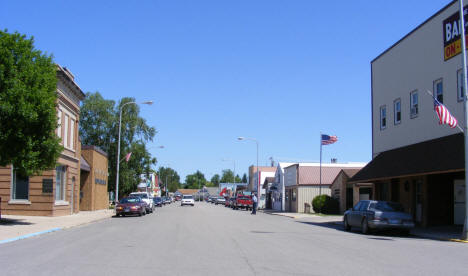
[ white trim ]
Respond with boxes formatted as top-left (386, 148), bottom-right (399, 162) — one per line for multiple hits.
top-left (54, 200), bottom-right (69, 206)
top-left (8, 200), bottom-right (31, 205)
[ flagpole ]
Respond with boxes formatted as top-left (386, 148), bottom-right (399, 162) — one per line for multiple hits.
top-left (459, 0), bottom-right (468, 240)
top-left (319, 132), bottom-right (322, 196)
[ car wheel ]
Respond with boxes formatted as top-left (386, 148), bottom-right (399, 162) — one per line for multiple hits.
top-left (122, 214), bottom-right (125, 217)
top-left (138, 212), bottom-right (142, 217)
top-left (361, 218), bottom-right (369, 234)
top-left (344, 216), bottom-right (351, 231)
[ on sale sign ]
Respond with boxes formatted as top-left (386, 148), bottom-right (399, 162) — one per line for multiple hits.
top-left (443, 6), bottom-right (468, 61)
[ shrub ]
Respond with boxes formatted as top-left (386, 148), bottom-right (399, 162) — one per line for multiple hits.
top-left (312, 195), bottom-right (340, 214)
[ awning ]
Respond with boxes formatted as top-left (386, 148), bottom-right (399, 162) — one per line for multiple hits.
top-left (80, 156), bottom-right (90, 172)
top-left (349, 133), bottom-right (464, 183)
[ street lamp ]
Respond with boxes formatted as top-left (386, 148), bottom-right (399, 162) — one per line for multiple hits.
top-left (115, 100), bottom-right (153, 203)
top-left (237, 137), bottom-right (259, 197)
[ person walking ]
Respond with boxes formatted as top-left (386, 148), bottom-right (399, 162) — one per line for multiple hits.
top-left (251, 193), bottom-right (258, 215)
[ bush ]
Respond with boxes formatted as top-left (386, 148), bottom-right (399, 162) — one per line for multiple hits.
top-left (312, 195), bottom-right (339, 214)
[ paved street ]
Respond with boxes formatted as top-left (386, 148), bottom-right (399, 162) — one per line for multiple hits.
top-left (1, 203), bottom-right (468, 276)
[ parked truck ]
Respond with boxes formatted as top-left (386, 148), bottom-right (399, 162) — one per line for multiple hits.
top-left (233, 195), bottom-right (253, 210)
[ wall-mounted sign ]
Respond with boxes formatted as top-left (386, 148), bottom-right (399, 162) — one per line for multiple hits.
top-left (443, 5), bottom-right (468, 61)
top-left (95, 178), bottom-right (106, 185)
top-left (42, 179), bottom-right (53, 194)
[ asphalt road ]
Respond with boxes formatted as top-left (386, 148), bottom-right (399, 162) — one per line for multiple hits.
top-left (1, 202), bottom-right (468, 276)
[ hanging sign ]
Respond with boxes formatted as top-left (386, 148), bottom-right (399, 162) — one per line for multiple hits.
top-left (443, 5), bottom-right (468, 61)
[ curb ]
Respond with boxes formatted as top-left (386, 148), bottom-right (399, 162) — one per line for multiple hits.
top-left (0, 227), bottom-right (62, 245)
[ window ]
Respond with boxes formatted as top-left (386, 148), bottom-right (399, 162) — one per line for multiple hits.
top-left (359, 201), bottom-right (369, 211)
top-left (394, 99), bottom-right (401, 125)
top-left (70, 119), bottom-right (75, 149)
top-left (64, 115), bottom-right (69, 148)
top-left (458, 69), bottom-right (465, 102)
top-left (410, 91), bottom-right (418, 118)
top-left (353, 202), bottom-right (362, 211)
top-left (57, 109), bottom-right (62, 138)
top-left (11, 168), bottom-right (29, 200)
top-left (434, 79), bottom-right (443, 103)
top-left (55, 165), bottom-right (67, 201)
top-left (380, 105), bottom-right (386, 130)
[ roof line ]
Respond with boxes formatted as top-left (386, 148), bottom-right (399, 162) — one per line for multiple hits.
top-left (371, 0), bottom-right (456, 63)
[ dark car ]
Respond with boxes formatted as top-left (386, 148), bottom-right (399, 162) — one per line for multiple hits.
top-left (343, 200), bottom-right (415, 234)
top-left (153, 197), bottom-right (163, 207)
top-left (115, 197), bottom-right (147, 217)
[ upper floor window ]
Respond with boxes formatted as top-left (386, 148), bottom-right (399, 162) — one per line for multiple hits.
top-left (380, 105), bottom-right (386, 130)
top-left (458, 69), bottom-right (465, 102)
top-left (394, 99), bottom-right (401, 125)
top-left (11, 167), bottom-right (29, 200)
top-left (57, 109), bottom-right (62, 138)
top-left (434, 79), bottom-right (443, 103)
top-left (410, 91), bottom-right (418, 118)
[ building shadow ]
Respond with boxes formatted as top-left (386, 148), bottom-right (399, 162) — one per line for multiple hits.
top-left (0, 218), bottom-right (34, 226)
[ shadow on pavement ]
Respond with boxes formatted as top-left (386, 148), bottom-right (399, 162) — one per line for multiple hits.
top-left (295, 221), bottom-right (430, 241)
top-left (0, 218), bottom-right (34, 226)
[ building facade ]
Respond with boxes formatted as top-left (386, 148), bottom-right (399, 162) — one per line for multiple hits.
top-left (0, 65), bottom-right (85, 216)
top-left (80, 146), bottom-right (109, 211)
top-left (351, 0), bottom-right (466, 226)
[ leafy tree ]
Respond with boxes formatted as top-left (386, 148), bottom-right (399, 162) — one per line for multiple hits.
top-left (242, 173), bottom-right (248, 183)
top-left (235, 174), bottom-right (242, 183)
top-left (184, 170), bottom-right (206, 189)
top-left (210, 174), bottom-right (220, 186)
top-left (220, 169), bottom-right (235, 183)
top-left (158, 166), bottom-right (181, 194)
top-left (0, 30), bottom-right (61, 176)
top-left (80, 93), bottom-right (157, 199)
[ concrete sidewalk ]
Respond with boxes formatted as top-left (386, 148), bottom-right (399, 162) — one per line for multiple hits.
top-left (260, 209), bottom-right (468, 243)
top-left (0, 209), bottom-right (114, 244)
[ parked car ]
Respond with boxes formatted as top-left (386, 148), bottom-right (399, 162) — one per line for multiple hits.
top-left (343, 200), bottom-right (415, 234)
top-left (215, 197), bottom-right (226, 205)
top-left (116, 196), bottom-right (147, 217)
top-left (153, 197), bottom-right (163, 207)
top-left (181, 195), bottom-right (195, 206)
top-left (164, 197), bottom-right (172, 204)
top-left (129, 192), bottom-right (154, 213)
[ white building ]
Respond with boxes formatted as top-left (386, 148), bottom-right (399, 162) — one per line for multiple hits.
top-left (351, 0), bottom-right (466, 227)
top-left (271, 162), bottom-right (295, 211)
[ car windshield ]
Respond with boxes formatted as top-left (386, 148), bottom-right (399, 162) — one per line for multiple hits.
top-left (183, 195), bottom-right (193, 199)
top-left (154, 197), bottom-right (161, 201)
top-left (131, 193), bottom-right (148, 198)
top-left (372, 201), bottom-right (404, 212)
top-left (121, 197), bottom-right (139, 203)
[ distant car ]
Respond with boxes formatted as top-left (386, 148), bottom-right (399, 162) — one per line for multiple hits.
top-left (153, 197), bottom-right (163, 207)
top-left (130, 192), bottom-right (154, 213)
top-left (181, 195), bottom-right (195, 206)
top-left (343, 200), bottom-right (415, 234)
top-left (164, 197), bottom-right (172, 204)
top-left (116, 196), bottom-right (147, 217)
top-left (215, 197), bottom-right (226, 205)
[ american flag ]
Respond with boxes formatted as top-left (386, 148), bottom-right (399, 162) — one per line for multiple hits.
top-left (434, 98), bottom-right (458, 128)
top-left (321, 134), bottom-right (338, 145)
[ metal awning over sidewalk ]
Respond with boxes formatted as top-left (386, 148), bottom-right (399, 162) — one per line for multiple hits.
top-left (350, 133), bottom-right (464, 183)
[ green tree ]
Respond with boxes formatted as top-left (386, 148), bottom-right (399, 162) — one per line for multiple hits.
top-left (158, 166), bottom-right (181, 194)
top-left (210, 174), bottom-right (220, 186)
top-left (220, 169), bottom-right (234, 183)
top-left (79, 93), bottom-right (157, 199)
top-left (184, 170), bottom-right (206, 189)
top-left (235, 174), bottom-right (242, 183)
top-left (242, 173), bottom-right (248, 183)
top-left (0, 30), bottom-right (61, 176)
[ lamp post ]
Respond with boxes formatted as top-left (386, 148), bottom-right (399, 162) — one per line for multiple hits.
top-left (115, 100), bottom-right (153, 203)
top-left (237, 137), bottom-right (259, 197)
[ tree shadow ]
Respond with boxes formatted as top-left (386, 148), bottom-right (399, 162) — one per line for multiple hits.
top-left (0, 218), bottom-right (34, 226)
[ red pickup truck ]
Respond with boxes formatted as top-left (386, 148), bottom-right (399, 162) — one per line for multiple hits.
top-left (234, 195), bottom-right (253, 210)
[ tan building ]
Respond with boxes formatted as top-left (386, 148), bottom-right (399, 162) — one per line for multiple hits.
top-left (330, 169), bottom-right (373, 214)
top-left (0, 65), bottom-right (85, 216)
top-left (80, 146), bottom-right (109, 211)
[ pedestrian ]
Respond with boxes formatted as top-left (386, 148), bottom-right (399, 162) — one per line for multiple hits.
top-left (251, 193), bottom-right (258, 215)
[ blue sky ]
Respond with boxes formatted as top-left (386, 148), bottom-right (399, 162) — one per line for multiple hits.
top-left (1, 0), bottom-right (451, 181)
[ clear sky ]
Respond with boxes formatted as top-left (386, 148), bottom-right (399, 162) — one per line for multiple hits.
top-left (1, 0), bottom-right (451, 181)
